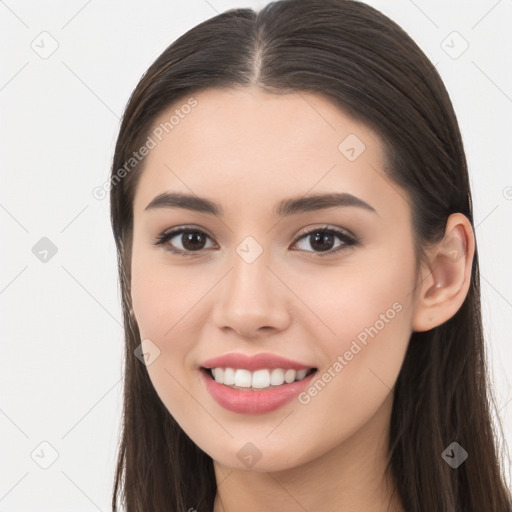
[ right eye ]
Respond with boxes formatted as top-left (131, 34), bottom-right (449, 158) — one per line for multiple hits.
top-left (153, 227), bottom-right (217, 256)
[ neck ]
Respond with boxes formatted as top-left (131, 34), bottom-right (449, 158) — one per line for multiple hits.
top-left (212, 392), bottom-right (404, 512)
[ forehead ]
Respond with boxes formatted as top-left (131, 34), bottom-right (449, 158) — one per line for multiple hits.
top-left (146, 86), bottom-right (383, 161)
top-left (132, 86), bottom-right (402, 220)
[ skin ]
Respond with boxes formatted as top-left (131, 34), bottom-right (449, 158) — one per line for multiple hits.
top-left (130, 86), bottom-right (475, 512)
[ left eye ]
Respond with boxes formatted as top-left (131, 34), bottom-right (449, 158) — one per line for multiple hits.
top-left (292, 227), bottom-right (357, 255)
top-left (153, 226), bottom-right (357, 257)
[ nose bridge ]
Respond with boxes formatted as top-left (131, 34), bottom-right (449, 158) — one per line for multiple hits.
top-left (225, 235), bottom-right (273, 309)
top-left (212, 234), bottom-right (290, 335)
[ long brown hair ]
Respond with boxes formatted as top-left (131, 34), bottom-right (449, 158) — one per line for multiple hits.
top-left (109, 1), bottom-right (512, 510)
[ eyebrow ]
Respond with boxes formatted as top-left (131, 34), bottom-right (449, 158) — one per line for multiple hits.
top-left (144, 191), bottom-right (377, 217)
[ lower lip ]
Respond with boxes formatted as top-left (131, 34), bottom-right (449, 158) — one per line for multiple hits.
top-left (200, 368), bottom-right (317, 414)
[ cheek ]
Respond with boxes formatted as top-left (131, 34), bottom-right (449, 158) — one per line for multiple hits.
top-left (131, 252), bottom-right (207, 340)
top-left (292, 249), bottom-right (415, 434)
top-left (130, 259), bottom-right (209, 426)
top-left (299, 242), bottom-right (414, 336)
top-left (130, 255), bottom-right (218, 407)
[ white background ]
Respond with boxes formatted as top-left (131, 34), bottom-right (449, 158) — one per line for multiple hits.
top-left (1, 0), bottom-right (511, 509)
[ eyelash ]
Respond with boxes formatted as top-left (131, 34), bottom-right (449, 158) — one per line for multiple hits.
top-left (152, 225), bottom-right (359, 258)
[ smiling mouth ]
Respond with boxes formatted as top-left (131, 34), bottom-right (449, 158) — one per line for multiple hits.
top-left (201, 366), bottom-right (318, 391)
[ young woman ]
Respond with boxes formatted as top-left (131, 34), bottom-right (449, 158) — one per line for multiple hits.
top-left (109, 1), bottom-right (512, 510)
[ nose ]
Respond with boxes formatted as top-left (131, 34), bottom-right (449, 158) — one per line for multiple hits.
top-left (211, 249), bottom-right (291, 339)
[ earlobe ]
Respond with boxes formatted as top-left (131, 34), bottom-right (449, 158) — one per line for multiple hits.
top-left (412, 213), bottom-right (475, 332)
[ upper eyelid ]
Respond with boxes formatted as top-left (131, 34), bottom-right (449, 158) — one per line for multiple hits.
top-left (294, 225), bottom-right (355, 241)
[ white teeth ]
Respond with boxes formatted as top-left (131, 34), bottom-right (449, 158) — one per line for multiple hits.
top-left (270, 368), bottom-right (285, 386)
top-left (296, 369), bottom-right (308, 380)
top-left (208, 367), bottom-right (313, 389)
top-left (252, 369), bottom-right (271, 388)
top-left (284, 369), bottom-right (296, 383)
top-left (223, 367), bottom-right (236, 385)
top-left (234, 369), bottom-right (252, 387)
top-left (212, 368), bottom-right (224, 383)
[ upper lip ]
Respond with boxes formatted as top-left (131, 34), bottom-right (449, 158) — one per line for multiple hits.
top-left (201, 352), bottom-right (315, 371)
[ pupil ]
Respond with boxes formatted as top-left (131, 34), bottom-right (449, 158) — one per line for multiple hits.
top-left (311, 232), bottom-right (334, 252)
top-left (183, 231), bottom-right (205, 251)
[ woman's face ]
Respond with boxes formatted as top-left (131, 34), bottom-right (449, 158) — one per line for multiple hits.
top-left (130, 87), bottom-right (419, 472)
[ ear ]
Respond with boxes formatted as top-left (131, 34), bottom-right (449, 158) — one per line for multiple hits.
top-left (412, 213), bottom-right (475, 332)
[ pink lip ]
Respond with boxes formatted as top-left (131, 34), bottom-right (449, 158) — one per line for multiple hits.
top-left (200, 368), bottom-right (317, 414)
top-left (200, 352), bottom-right (314, 371)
